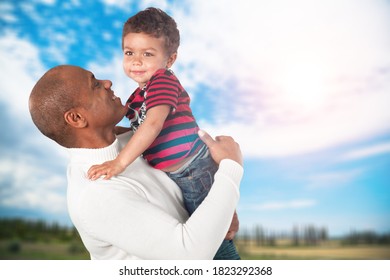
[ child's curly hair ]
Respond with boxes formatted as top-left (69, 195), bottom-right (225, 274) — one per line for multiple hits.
top-left (122, 7), bottom-right (180, 56)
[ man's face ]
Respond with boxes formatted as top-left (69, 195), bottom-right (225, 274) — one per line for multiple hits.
top-left (66, 66), bottom-right (127, 129)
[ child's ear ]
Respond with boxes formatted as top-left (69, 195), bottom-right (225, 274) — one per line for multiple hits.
top-left (64, 109), bottom-right (87, 128)
top-left (166, 52), bottom-right (177, 68)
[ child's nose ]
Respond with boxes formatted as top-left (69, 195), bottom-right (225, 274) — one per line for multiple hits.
top-left (132, 55), bottom-right (142, 65)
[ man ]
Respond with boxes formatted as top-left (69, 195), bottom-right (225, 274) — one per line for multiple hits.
top-left (29, 65), bottom-right (243, 259)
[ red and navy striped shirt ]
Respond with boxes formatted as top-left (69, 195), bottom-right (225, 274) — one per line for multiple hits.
top-left (126, 68), bottom-right (204, 169)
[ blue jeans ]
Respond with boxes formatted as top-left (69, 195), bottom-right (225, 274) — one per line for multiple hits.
top-left (167, 147), bottom-right (240, 260)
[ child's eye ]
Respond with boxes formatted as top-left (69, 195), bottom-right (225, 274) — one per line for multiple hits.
top-left (144, 52), bottom-right (153, 57)
top-left (124, 51), bottom-right (133, 56)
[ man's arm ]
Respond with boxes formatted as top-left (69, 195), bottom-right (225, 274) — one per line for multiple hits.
top-left (80, 131), bottom-right (243, 259)
top-left (198, 130), bottom-right (242, 241)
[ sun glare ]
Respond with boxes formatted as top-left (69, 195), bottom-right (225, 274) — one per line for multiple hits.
top-left (279, 62), bottom-right (329, 111)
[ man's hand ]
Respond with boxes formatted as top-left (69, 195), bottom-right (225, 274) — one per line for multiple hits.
top-left (225, 211), bottom-right (239, 240)
top-left (198, 130), bottom-right (243, 166)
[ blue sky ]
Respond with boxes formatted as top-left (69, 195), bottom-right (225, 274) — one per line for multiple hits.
top-left (0, 0), bottom-right (389, 237)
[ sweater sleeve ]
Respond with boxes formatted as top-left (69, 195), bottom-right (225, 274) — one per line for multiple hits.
top-left (78, 159), bottom-right (242, 259)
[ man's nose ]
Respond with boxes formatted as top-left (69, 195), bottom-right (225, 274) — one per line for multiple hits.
top-left (103, 80), bottom-right (112, 89)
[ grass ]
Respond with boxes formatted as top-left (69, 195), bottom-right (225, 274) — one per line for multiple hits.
top-left (0, 240), bottom-right (89, 260)
top-left (236, 240), bottom-right (390, 260)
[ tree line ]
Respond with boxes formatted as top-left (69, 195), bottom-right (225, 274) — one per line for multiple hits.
top-left (0, 218), bottom-right (80, 242)
top-left (236, 224), bottom-right (390, 246)
top-left (1, 218), bottom-right (389, 246)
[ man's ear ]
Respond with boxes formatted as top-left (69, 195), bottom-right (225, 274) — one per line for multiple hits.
top-left (64, 109), bottom-right (87, 128)
top-left (166, 52), bottom-right (177, 68)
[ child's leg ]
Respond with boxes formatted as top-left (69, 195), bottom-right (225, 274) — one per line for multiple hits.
top-left (167, 148), bottom-right (217, 214)
top-left (167, 149), bottom-right (241, 260)
top-left (214, 240), bottom-right (241, 260)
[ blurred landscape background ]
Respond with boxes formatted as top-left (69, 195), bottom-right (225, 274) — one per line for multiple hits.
top-left (1, 0), bottom-right (389, 259)
top-left (1, 218), bottom-right (389, 260)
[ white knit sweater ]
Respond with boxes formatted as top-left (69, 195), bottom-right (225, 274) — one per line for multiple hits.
top-left (67, 132), bottom-right (243, 259)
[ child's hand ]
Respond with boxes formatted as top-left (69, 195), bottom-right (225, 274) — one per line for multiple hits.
top-left (87, 159), bottom-right (126, 180)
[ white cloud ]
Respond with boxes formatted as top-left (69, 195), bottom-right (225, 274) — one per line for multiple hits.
top-left (102, 31), bottom-right (113, 41)
top-left (100, 0), bottom-right (134, 12)
top-left (305, 169), bottom-right (363, 189)
top-left (0, 31), bottom-right (46, 121)
top-left (138, 0), bottom-right (169, 10)
top-left (176, 0), bottom-right (390, 86)
top-left (340, 142), bottom-right (390, 161)
top-left (0, 2), bottom-right (17, 23)
top-left (248, 199), bottom-right (317, 211)
top-left (0, 157), bottom-right (67, 214)
top-left (199, 82), bottom-right (390, 157)
top-left (172, 0), bottom-right (390, 158)
top-left (100, 0), bottom-right (169, 11)
top-left (43, 30), bottom-right (77, 64)
top-left (40, 0), bottom-right (56, 5)
top-left (20, 2), bottom-right (44, 24)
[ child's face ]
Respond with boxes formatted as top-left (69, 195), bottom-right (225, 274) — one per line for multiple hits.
top-left (123, 32), bottom-right (176, 88)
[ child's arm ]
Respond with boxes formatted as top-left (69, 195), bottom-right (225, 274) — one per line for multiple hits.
top-left (87, 105), bottom-right (171, 180)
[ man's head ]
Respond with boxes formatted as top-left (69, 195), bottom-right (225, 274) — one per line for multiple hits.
top-left (122, 7), bottom-right (180, 56)
top-left (29, 65), bottom-right (126, 148)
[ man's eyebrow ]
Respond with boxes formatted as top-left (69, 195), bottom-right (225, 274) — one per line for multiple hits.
top-left (89, 73), bottom-right (95, 88)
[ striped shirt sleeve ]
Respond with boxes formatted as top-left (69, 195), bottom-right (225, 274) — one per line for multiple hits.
top-left (145, 69), bottom-right (179, 111)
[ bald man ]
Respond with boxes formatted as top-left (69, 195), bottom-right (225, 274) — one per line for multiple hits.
top-left (29, 65), bottom-right (243, 259)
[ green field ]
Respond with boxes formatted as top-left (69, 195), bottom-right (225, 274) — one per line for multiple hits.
top-left (236, 240), bottom-right (390, 260)
top-left (0, 240), bottom-right (89, 260)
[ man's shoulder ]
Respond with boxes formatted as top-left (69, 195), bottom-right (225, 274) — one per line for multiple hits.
top-left (67, 172), bottom-right (147, 223)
